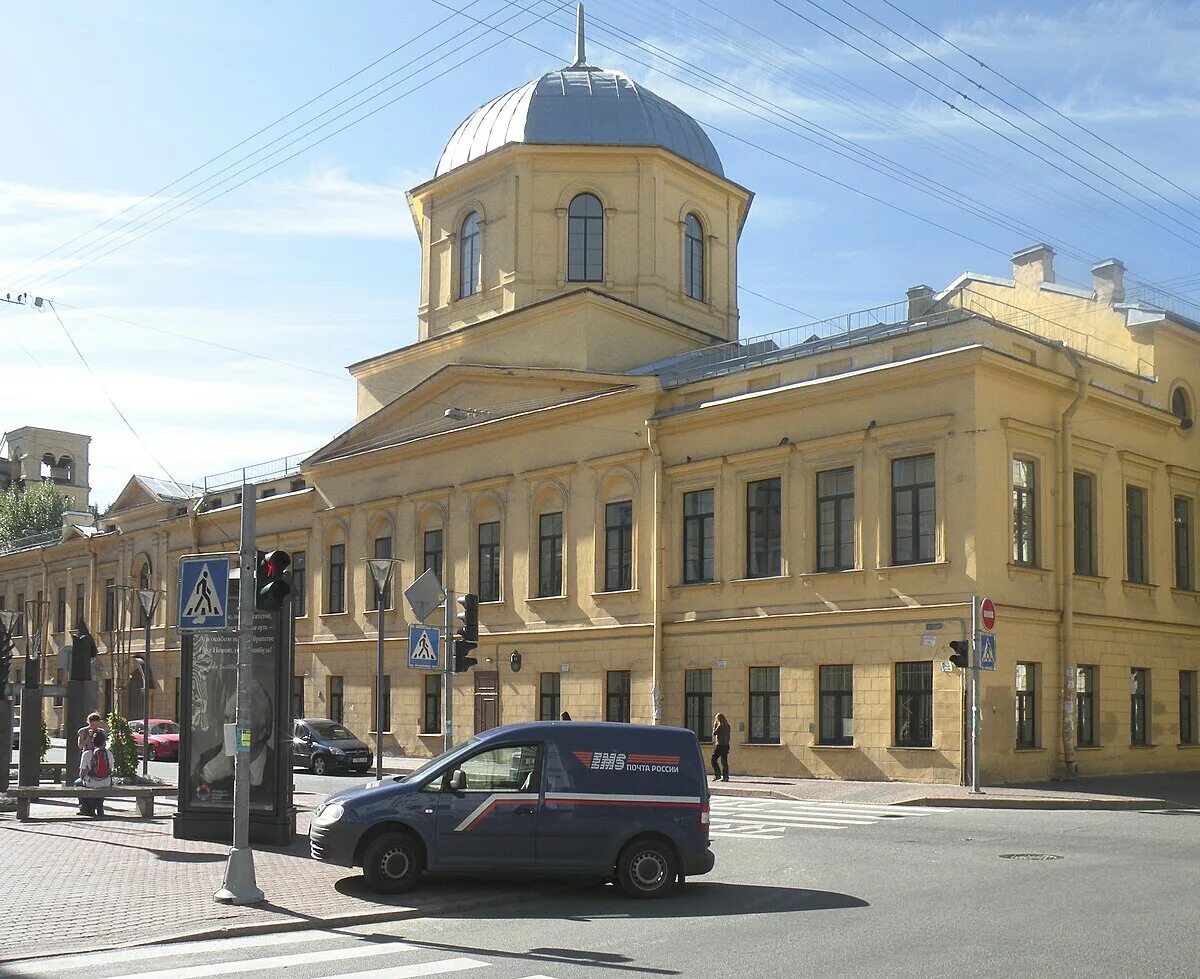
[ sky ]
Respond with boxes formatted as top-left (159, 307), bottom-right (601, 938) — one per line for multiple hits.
top-left (4, 0), bottom-right (1200, 509)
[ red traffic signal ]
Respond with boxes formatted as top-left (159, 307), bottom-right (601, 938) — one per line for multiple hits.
top-left (256, 550), bottom-right (292, 611)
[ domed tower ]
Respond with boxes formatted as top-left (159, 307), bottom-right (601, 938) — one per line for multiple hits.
top-left (405, 5), bottom-right (753, 347)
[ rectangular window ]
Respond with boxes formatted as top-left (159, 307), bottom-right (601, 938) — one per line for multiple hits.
top-left (53, 669), bottom-right (64, 707)
top-left (683, 489), bottom-right (715, 584)
top-left (327, 544), bottom-right (346, 614)
top-left (1126, 486), bottom-right (1148, 583)
top-left (748, 666), bottom-right (780, 744)
top-left (369, 537), bottom-right (393, 610)
top-left (1076, 665), bottom-right (1097, 747)
top-left (816, 467), bottom-right (855, 572)
top-left (423, 529), bottom-right (443, 584)
top-left (74, 583), bottom-right (85, 629)
top-left (604, 500), bottom-right (633, 591)
top-left (1180, 671), bottom-right (1197, 745)
top-left (55, 587), bottom-right (66, 633)
top-left (746, 477), bottom-right (782, 578)
top-left (1073, 472), bottom-right (1096, 576)
top-left (328, 675), bottom-right (344, 725)
top-left (372, 674), bottom-right (392, 733)
top-left (1174, 497), bottom-right (1193, 590)
top-left (103, 678), bottom-right (113, 717)
top-left (539, 672), bottom-right (561, 721)
top-left (895, 661), bottom-right (933, 747)
top-left (103, 580), bottom-right (115, 632)
top-left (684, 669), bottom-right (712, 743)
top-left (892, 454), bottom-right (936, 565)
top-left (1131, 667), bottom-right (1148, 745)
top-left (478, 521), bottom-right (501, 603)
top-left (538, 512), bottom-right (564, 597)
top-left (605, 670), bottom-right (632, 723)
top-left (1012, 459), bottom-right (1037, 566)
top-left (1015, 662), bottom-right (1037, 748)
top-left (292, 675), bottom-right (305, 720)
top-left (423, 674), bottom-right (441, 734)
top-left (292, 551), bottom-right (307, 617)
top-left (14, 593), bottom-right (23, 636)
top-left (818, 665), bottom-right (854, 746)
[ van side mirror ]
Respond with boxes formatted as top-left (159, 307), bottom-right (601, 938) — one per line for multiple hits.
top-left (449, 769), bottom-right (466, 792)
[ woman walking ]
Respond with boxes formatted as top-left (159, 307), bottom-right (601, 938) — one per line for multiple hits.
top-left (711, 712), bottom-right (731, 781)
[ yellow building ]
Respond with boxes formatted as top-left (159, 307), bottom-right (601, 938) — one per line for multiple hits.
top-left (3, 30), bottom-right (1198, 785)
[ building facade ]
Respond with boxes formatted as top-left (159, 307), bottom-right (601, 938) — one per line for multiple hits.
top-left (2, 34), bottom-right (1198, 785)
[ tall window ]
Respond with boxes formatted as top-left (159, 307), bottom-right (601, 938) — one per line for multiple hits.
top-left (1015, 662), bottom-right (1037, 748)
top-left (292, 675), bottom-right (304, 720)
top-left (817, 467), bottom-right (855, 572)
top-left (369, 536), bottom-right (392, 610)
top-left (748, 666), bottom-right (780, 744)
top-left (818, 665), bottom-right (853, 746)
top-left (55, 587), bottom-right (66, 633)
top-left (1171, 386), bottom-right (1192, 425)
top-left (1130, 667), bottom-right (1149, 745)
top-left (15, 593), bottom-right (24, 636)
top-left (1174, 497), bottom-right (1193, 590)
top-left (74, 583), bottom-right (85, 628)
top-left (1181, 671), bottom-right (1197, 745)
top-left (1012, 459), bottom-right (1037, 566)
top-left (372, 674), bottom-right (392, 733)
top-left (423, 529), bottom-right (443, 584)
top-left (1076, 665), bottom-right (1097, 747)
top-left (684, 669), bottom-right (712, 743)
top-left (328, 675), bottom-right (344, 725)
top-left (684, 212), bottom-right (704, 301)
top-left (683, 489), bottom-right (715, 584)
top-left (567, 193), bottom-right (603, 282)
top-left (538, 512), bottom-right (563, 598)
top-left (327, 544), bottom-right (346, 614)
top-left (423, 674), bottom-right (441, 734)
top-left (459, 211), bottom-right (480, 298)
top-left (1126, 486), bottom-right (1148, 583)
top-left (136, 565), bottom-right (151, 627)
top-left (892, 454), bottom-right (936, 565)
top-left (606, 670), bottom-right (631, 723)
top-left (292, 551), bottom-right (307, 617)
top-left (478, 521), bottom-right (501, 603)
top-left (895, 661), bottom-right (933, 747)
top-left (604, 500), bottom-right (633, 591)
top-left (1074, 472), bottom-right (1096, 576)
top-left (539, 672), bottom-right (561, 721)
top-left (746, 477), bottom-right (782, 578)
top-left (103, 579), bottom-right (115, 632)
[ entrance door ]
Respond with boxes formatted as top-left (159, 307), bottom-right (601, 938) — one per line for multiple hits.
top-left (474, 670), bottom-right (499, 734)
top-left (127, 676), bottom-right (145, 720)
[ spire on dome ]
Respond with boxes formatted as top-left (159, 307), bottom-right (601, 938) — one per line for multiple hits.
top-left (571, 3), bottom-right (586, 67)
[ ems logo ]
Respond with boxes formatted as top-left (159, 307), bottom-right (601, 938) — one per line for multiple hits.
top-left (574, 751), bottom-right (626, 771)
top-left (573, 751), bottom-right (682, 774)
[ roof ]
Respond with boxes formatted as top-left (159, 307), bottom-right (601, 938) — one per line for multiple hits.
top-left (137, 476), bottom-right (203, 502)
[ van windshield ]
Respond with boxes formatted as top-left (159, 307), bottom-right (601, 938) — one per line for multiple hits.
top-left (399, 737), bottom-right (480, 782)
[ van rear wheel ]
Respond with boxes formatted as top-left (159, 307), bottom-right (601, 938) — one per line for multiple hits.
top-left (616, 839), bottom-right (677, 899)
top-left (362, 831), bottom-right (424, 894)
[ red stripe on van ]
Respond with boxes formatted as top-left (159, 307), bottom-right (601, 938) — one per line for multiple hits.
top-left (572, 751), bottom-right (593, 767)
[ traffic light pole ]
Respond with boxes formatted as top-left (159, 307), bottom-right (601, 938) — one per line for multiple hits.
top-left (970, 596), bottom-right (982, 794)
top-left (443, 587), bottom-right (454, 753)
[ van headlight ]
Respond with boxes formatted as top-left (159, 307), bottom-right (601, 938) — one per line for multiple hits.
top-left (314, 803), bottom-right (344, 825)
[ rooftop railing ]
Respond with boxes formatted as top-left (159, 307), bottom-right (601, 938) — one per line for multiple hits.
top-left (200, 452), bottom-right (310, 494)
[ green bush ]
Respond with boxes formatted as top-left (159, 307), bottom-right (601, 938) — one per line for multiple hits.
top-left (39, 713), bottom-right (50, 761)
top-left (106, 712), bottom-right (138, 778)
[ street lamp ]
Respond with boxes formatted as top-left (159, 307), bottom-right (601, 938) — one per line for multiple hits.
top-left (135, 588), bottom-right (161, 778)
top-left (0, 609), bottom-right (18, 793)
top-left (366, 558), bottom-right (402, 781)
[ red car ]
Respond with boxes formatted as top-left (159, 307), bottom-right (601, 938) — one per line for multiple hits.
top-left (129, 718), bottom-right (180, 761)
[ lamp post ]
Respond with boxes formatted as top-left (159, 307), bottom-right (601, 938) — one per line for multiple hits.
top-left (135, 589), bottom-right (161, 778)
top-left (366, 558), bottom-right (401, 782)
top-left (17, 597), bottom-right (49, 788)
top-left (0, 609), bottom-right (18, 793)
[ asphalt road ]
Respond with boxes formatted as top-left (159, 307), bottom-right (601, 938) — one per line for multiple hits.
top-left (16, 801), bottom-right (1200, 978)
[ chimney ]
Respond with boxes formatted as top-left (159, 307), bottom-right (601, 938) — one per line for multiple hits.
top-left (1012, 243), bottom-right (1055, 288)
top-left (1091, 258), bottom-right (1125, 305)
top-left (906, 284), bottom-right (935, 320)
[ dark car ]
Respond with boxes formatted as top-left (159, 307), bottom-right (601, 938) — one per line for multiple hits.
top-left (293, 718), bottom-right (373, 775)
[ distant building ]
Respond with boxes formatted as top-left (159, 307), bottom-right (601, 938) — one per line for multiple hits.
top-left (0, 426), bottom-right (92, 512)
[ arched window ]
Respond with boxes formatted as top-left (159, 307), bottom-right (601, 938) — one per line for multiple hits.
top-left (567, 193), bottom-right (604, 282)
top-left (1171, 387), bottom-right (1192, 427)
top-left (57, 456), bottom-right (74, 483)
top-left (40, 454), bottom-right (54, 479)
top-left (137, 562), bottom-right (152, 627)
top-left (684, 212), bottom-right (704, 301)
top-left (459, 211), bottom-right (480, 298)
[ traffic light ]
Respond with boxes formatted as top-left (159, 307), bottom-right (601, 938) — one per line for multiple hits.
top-left (455, 593), bottom-right (479, 650)
top-left (453, 639), bottom-right (478, 674)
top-left (948, 640), bottom-right (970, 669)
top-left (256, 550), bottom-right (292, 611)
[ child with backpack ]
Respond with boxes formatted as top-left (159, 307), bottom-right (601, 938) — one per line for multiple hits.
top-left (76, 730), bottom-right (114, 817)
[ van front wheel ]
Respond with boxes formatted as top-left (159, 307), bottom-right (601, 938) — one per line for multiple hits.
top-left (616, 839), bottom-right (677, 898)
top-left (362, 832), bottom-right (424, 894)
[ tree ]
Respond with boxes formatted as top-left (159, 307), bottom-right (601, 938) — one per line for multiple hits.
top-left (106, 712), bottom-right (138, 779)
top-left (0, 480), bottom-right (71, 549)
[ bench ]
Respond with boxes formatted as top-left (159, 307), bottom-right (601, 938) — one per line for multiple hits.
top-left (7, 785), bottom-right (177, 821)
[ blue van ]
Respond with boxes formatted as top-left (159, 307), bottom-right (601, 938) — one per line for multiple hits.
top-left (310, 721), bottom-right (714, 898)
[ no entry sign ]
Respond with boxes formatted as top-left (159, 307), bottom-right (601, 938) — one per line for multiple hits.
top-left (980, 597), bottom-right (996, 632)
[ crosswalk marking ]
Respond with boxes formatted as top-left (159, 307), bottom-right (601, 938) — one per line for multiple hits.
top-left (329, 958), bottom-right (489, 979)
top-left (111, 941), bottom-right (419, 979)
top-left (708, 796), bottom-right (944, 840)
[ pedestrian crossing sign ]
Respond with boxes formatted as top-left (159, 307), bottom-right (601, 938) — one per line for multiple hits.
top-left (178, 556), bottom-right (230, 631)
top-left (408, 624), bottom-right (440, 669)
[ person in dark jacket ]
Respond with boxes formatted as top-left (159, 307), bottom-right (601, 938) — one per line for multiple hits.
top-left (711, 713), bottom-right (731, 781)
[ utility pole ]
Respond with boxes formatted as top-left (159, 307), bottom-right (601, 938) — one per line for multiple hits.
top-left (215, 481), bottom-right (263, 904)
top-left (970, 596), bottom-right (981, 794)
top-left (443, 588), bottom-right (455, 753)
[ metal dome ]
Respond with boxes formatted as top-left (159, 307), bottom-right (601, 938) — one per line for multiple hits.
top-left (435, 11), bottom-right (723, 179)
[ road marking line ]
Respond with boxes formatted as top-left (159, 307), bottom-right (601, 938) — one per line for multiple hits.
top-left (711, 800), bottom-right (941, 816)
top-left (714, 813), bottom-right (883, 826)
top-left (109, 941), bottom-right (419, 979)
top-left (709, 832), bottom-right (785, 839)
top-left (330, 958), bottom-right (490, 979)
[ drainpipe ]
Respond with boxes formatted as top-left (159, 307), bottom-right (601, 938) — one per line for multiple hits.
top-left (1059, 344), bottom-right (1091, 777)
top-left (646, 419), bottom-right (665, 725)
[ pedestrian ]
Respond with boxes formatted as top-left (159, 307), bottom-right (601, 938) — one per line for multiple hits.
top-left (76, 730), bottom-right (114, 818)
top-left (76, 712), bottom-right (107, 814)
top-left (711, 713), bottom-right (730, 781)
top-left (560, 711), bottom-right (572, 721)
